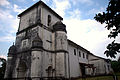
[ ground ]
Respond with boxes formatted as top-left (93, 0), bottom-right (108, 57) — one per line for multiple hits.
top-left (76, 73), bottom-right (120, 80)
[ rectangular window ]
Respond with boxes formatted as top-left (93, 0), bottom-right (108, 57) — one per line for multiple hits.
top-left (74, 49), bottom-right (76, 55)
top-left (79, 51), bottom-right (81, 57)
top-left (48, 15), bottom-right (51, 26)
top-left (86, 54), bottom-right (88, 59)
top-left (83, 53), bottom-right (85, 58)
top-left (23, 40), bottom-right (26, 47)
top-left (108, 65), bottom-right (110, 71)
top-left (22, 39), bottom-right (28, 47)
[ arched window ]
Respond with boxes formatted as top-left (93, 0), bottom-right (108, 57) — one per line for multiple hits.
top-left (46, 66), bottom-right (53, 77)
top-left (48, 15), bottom-right (51, 26)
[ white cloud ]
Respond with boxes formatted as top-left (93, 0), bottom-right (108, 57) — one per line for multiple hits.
top-left (16, 0), bottom-right (26, 2)
top-left (49, 0), bottom-right (118, 59)
top-left (63, 17), bottom-right (118, 59)
top-left (63, 13), bottom-right (120, 59)
top-left (0, 0), bottom-right (10, 6)
top-left (13, 4), bottom-right (25, 14)
top-left (72, 0), bottom-right (93, 5)
top-left (0, 9), bottom-right (13, 19)
top-left (79, 0), bottom-right (93, 4)
top-left (0, 34), bottom-right (15, 42)
top-left (0, 9), bottom-right (19, 42)
top-left (52, 0), bottom-right (71, 17)
top-left (87, 7), bottom-right (105, 16)
top-left (69, 9), bottom-right (81, 19)
top-left (42, 0), bottom-right (51, 4)
top-left (0, 9), bottom-right (19, 32)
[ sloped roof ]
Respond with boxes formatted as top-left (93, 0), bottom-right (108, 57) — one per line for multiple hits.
top-left (18, 1), bottom-right (63, 20)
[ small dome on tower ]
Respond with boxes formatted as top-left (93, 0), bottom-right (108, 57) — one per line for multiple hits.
top-left (8, 44), bottom-right (16, 55)
top-left (53, 21), bottom-right (67, 33)
top-left (32, 33), bottom-right (43, 48)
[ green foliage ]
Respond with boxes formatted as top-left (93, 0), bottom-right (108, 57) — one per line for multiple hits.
top-left (104, 40), bottom-right (120, 58)
top-left (0, 58), bottom-right (6, 80)
top-left (94, 0), bottom-right (120, 58)
top-left (111, 61), bottom-right (120, 73)
top-left (94, 0), bottom-right (120, 38)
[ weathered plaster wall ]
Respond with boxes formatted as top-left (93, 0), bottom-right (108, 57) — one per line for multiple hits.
top-left (19, 7), bottom-right (37, 31)
top-left (55, 31), bottom-right (67, 51)
top-left (31, 50), bottom-right (43, 77)
top-left (41, 6), bottom-right (61, 28)
top-left (38, 26), bottom-right (53, 50)
top-left (88, 54), bottom-right (112, 75)
top-left (68, 43), bottom-right (89, 77)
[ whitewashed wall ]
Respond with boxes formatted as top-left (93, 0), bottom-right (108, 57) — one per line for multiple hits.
top-left (68, 42), bottom-right (89, 78)
top-left (41, 6), bottom-right (61, 28)
top-left (88, 54), bottom-right (112, 75)
top-left (19, 7), bottom-right (37, 31)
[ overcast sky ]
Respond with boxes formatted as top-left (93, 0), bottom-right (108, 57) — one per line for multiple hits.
top-left (0, 0), bottom-right (120, 60)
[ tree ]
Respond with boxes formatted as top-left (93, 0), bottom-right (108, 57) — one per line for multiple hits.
top-left (0, 57), bottom-right (6, 80)
top-left (94, 0), bottom-right (120, 58)
top-left (111, 60), bottom-right (120, 73)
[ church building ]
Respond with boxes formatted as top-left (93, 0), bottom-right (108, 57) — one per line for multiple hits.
top-left (5, 1), bottom-right (113, 79)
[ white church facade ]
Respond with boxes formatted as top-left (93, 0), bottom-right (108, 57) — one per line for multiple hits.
top-left (5, 1), bottom-right (113, 79)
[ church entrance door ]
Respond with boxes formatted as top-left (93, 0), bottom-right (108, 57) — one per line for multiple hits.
top-left (80, 63), bottom-right (86, 77)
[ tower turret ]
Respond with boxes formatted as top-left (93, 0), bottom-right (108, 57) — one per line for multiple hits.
top-left (53, 21), bottom-right (69, 78)
top-left (8, 44), bottom-right (16, 56)
top-left (31, 33), bottom-right (44, 78)
top-left (53, 21), bottom-right (67, 51)
top-left (32, 33), bottom-right (43, 49)
top-left (53, 21), bottom-right (67, 33)
top-left (4, 44), bottom-right (17, 78)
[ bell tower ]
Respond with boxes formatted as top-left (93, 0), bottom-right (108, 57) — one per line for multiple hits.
top-left (5, 1), bottom-right (69, 79)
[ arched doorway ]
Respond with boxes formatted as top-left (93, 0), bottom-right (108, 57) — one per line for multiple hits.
top-left (46, 66), bottom-right (53, 78)
top-left (17, 60), bottom-right (27, 79)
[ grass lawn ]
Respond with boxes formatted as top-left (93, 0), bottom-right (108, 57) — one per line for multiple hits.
top-left (76, 75), bottom-right (120, 80)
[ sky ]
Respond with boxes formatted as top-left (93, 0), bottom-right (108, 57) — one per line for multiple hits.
top-left (0, 0), bottom-right (120, 60)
